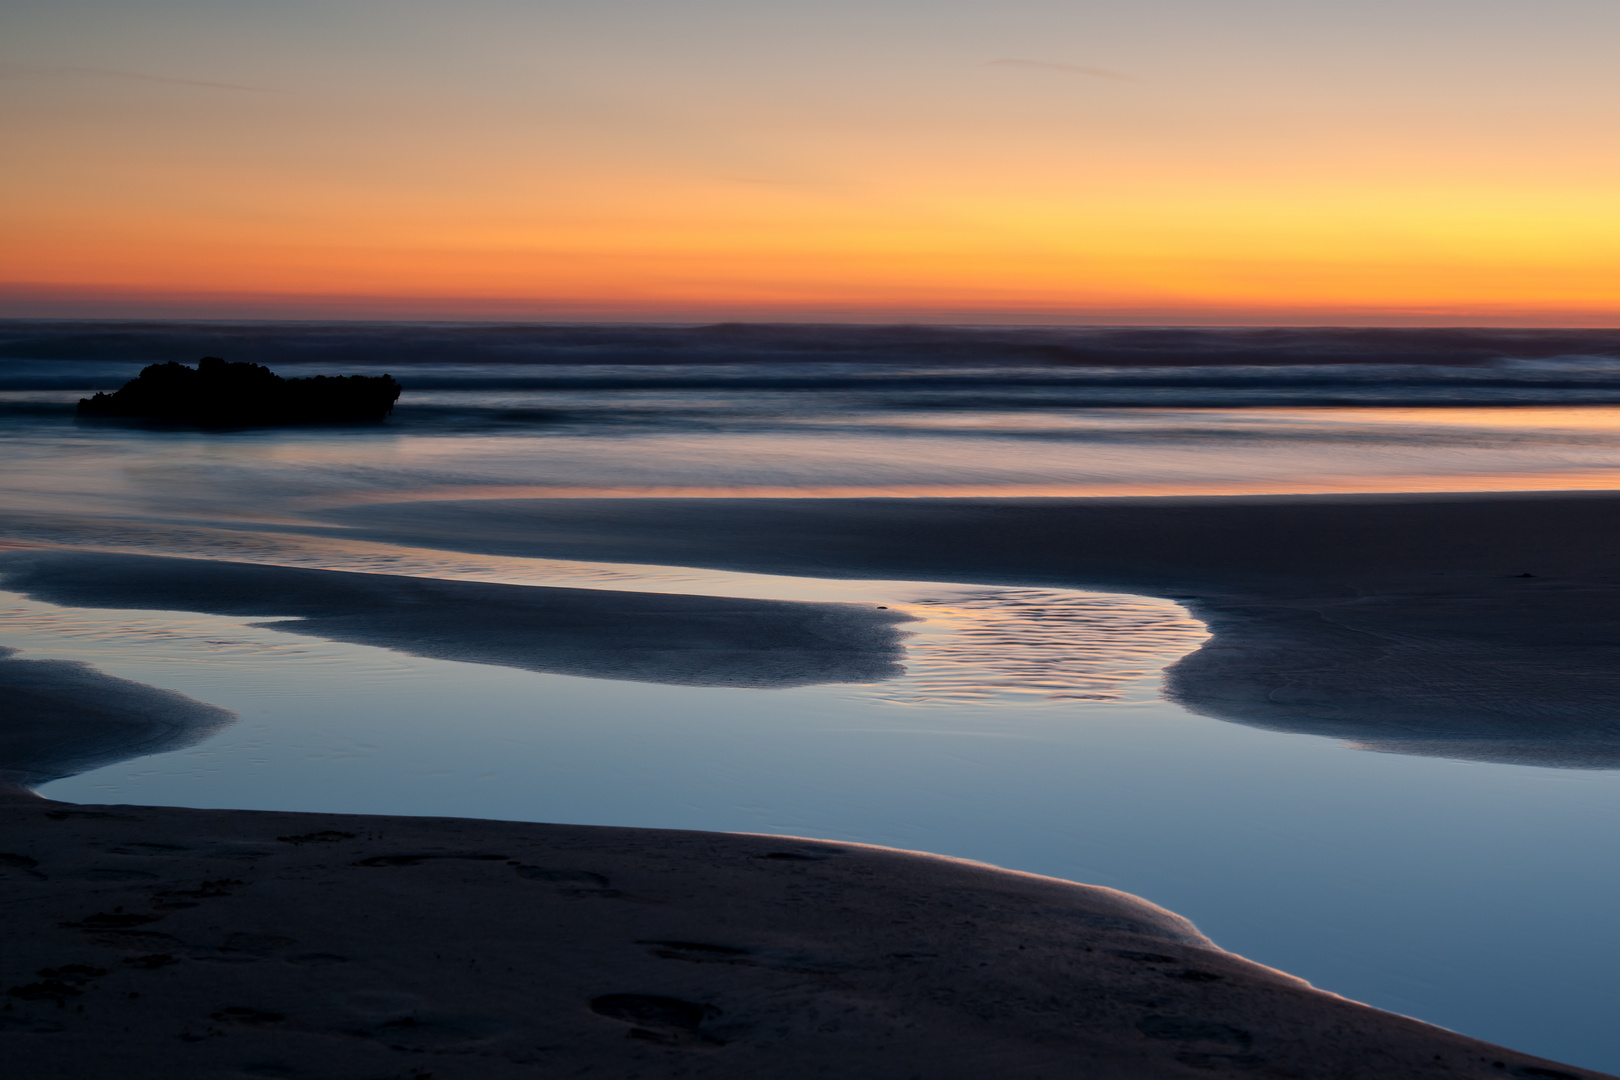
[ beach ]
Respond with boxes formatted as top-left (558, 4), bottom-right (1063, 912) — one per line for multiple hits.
top-left (6, 324), bottom-right (1620, 1072)
top-left (11, 489), bottom-right (1620, 779)
top-left (5, 491), bottom-right (1620, 1075)
top-left (318, 491), bottom-right (1620, 766)
top-left (10, 0), bottom-right (1620, 1057)
top-left (4, 786), bottom-right (1610, 1080)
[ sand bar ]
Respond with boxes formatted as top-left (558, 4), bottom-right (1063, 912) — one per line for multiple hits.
top-left (6, 491), bottom-right (1620, 1075)
top-left (4, 789), bottom-right (1611, 1079)
top-left (0, 549), bottom-right (909, 693)
top-left (313, 492), bottom-right (1620, 766)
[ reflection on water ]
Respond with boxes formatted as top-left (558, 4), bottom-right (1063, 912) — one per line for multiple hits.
top-left (4, 350), bottom-right (1620, 1072)
top-left (878, 589), bottom-right (1208, 704)
top-left (0, 602), bottom-right (353, 662)
top-left (11, 404), bottom-right (1620, 555)
top-left (0, 562), bottom-right (1209, 706)
top-left (7, 578), bottom-right (1620, 1074)
top-left (0, 551), bottom-right (913, 690)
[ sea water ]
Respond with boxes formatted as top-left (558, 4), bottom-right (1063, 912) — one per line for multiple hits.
top-left (5, 323), bottom-right (1620, 1071)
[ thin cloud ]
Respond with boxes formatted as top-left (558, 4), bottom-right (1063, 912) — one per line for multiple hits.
top-left (0, 64), bottom-right (271, 93)
top-left (987, 59), bottom-right (1132, 82)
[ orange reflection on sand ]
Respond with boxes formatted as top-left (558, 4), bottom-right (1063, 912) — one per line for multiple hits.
top-left (875, 588), bottom-right (1208, 705)
top-left (295, 471), bottom-right (1620, 508)
top-left (1292, 406), bottom-right (1620, 431)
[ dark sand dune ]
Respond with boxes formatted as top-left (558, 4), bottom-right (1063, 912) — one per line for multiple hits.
top-left (2, 791), bottom-right (1609, 1080)
top-left (0, 646), bottom-right (234, 789)
top-left (0, 550), bottom-right (908, 690)
top-left (316, 493), bottom-right (1620, 766)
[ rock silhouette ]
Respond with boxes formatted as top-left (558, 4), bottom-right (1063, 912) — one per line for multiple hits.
top-left (77, 356), bottom-right (401, 426)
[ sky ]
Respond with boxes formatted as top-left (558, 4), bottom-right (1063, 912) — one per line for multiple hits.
top-left (4, 0), bottom-right (1620, 324)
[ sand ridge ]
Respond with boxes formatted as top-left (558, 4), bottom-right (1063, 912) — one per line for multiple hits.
top-left (312, 493), bottom-right (1620, 766)
top-left (0, 548), bottom-right (910, 691)
top-left (6, 493), bottom-right (1620, 1075)
top-left (4, 791), bottom-right (1610, 1079)
top-left (0, 645), bottom-right (234, 789)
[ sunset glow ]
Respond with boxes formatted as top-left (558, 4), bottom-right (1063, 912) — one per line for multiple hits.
top-left (6, 0), bottom-right (1620, 323)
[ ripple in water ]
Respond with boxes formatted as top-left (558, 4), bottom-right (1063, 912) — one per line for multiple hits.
top-left (1, 534), bottom-right (1210, 707)
top-left (876, 588), bottom-right (1209, 705)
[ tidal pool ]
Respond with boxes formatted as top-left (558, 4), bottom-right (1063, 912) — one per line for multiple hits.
top-left (8, 562), bottom-right (1619, 1074)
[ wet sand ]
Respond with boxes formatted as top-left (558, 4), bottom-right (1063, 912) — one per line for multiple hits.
top-left (4, 789), bottom-right (1610, 1080)
top-left (6, 491), bottom-right (1620, 1075)
top-left (317, 491), bottom-right (1620, 766)
top-left (0, 549), bottom-right (909, 693)
top-left (0, 646), bottom-right (234, 790)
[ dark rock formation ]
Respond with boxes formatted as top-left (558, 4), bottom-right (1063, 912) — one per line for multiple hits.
top-left (76, 356), bottom-right (401, 426)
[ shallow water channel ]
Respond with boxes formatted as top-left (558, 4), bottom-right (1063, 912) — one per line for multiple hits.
top-left (9, 557), bottom-right (1620, 1073)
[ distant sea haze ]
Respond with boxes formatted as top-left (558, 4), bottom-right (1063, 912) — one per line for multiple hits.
top-left (9, 319), bottom-right (1620, 520)
top-left (6, 322), bottom-right (1620, 409)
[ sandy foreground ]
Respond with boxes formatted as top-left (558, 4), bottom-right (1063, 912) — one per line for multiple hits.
top-left (3, 789), bottom-right (1609, 1080)
top-left (5, 492), bottom-right (1620, 1076)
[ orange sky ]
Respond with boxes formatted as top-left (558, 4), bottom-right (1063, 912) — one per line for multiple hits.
top-left (6, 0), bottom-right (1620, 324)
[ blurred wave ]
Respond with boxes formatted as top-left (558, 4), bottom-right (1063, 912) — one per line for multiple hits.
top-left (9, 320), bottom-right (1620, 367)
top-left (10, 320), bottom-right (1620, 551)
top-left (9, 321), bottom-right (1620, 413)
